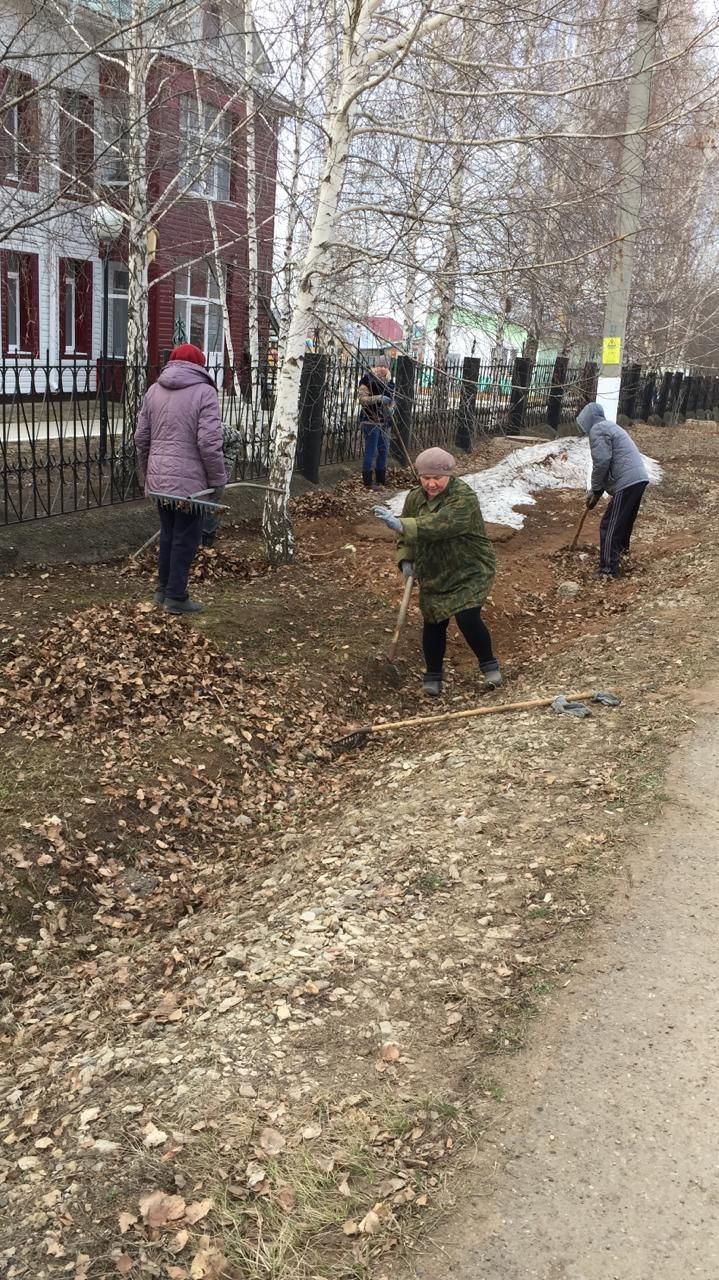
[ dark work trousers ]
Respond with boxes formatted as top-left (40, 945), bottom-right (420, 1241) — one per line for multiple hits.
top-left (157, 503), bottom-right (203, 601)
top-left (599, 481), bottom-right (648, 575)
top-left (423, 607), bottom-right (497, 677)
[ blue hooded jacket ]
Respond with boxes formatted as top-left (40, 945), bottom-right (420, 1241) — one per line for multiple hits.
top-left (576, 403), bottom-right (649, 496)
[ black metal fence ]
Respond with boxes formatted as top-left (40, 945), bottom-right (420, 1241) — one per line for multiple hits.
top-left (1, 350), bottom-right (718, 526)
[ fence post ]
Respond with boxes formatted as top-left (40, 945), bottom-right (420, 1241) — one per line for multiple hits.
top-left (546, 355), bottom-right (569, 431)
top-left (580, 361), bottom-right (598, 404)
top-left (639, 370), bottom-right (656, 421)
top-left (296, 352), bottom-right (326, 484)
top-left (509, 357), bottom-right (532, 432)
top-left (618, 362), bottom-right (641, 420)
top-left (456, 356), bottom-right (479, 451)
top-left (686, 374), bottom-right (700, 419)
top-left (656, 370), bottom-right (672, 420)
top-left (665, 371), bottom-right (680, 424)
top-left (391, 355), bottom-right (415, 464)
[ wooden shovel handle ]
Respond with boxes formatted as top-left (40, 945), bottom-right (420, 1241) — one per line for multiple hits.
top-left (568, 506), bottom-right (590, 551)
top-left (388, 574), bottom-right (414, 661)
top-left (372, 691), bottom-right (595, 734)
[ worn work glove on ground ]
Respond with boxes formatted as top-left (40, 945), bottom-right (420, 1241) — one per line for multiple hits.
top-left (374, 505), bottom-right (402, 532)
top-left (400, 560), bottom-right (414, 578)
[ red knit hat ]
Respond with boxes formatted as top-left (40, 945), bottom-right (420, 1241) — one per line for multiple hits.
top-left (170, 343), bottom-right (206, 366)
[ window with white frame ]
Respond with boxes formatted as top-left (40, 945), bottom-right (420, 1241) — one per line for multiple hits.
top-left (108, 263), bottom-right (128, 358)
top-left (179, 97), bottom-right (231, 201)
top-left (6, 254), bottom-right (20, 350)
top-left (174, 262), bottom-right (224, 355)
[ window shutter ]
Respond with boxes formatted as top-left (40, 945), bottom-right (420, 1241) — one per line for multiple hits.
top-left (22, 253), bottom-right (39, 356)
top-left (0, 70), bottom-right (11, 183)
top-left (59, 258), bottom-right (67, 354)
top-left (76, 260), bottom-right (93, 354)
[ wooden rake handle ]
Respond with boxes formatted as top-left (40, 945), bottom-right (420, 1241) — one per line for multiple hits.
top-left (388, 574), bottom-right (414, 661)
top-left (371, 690), bottom-right (595, 734)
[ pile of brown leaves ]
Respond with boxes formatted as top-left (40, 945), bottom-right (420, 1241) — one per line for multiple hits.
top-left (0, 605), bottom-right (345, 761)
top-left (289, 489), bottom-right (354, 521)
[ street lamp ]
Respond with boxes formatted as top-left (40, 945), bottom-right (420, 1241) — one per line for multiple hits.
top-left (90, 202), bottom-right (124, 461)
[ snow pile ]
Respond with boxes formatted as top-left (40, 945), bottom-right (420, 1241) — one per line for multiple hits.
top-left (389, 437), bottom-right (663, 530)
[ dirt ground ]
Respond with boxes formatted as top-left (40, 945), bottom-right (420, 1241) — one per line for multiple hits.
top-left (1, 424), bottom-right (719, 1280)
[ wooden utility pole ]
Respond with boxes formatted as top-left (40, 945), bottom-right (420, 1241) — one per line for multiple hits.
top-left (598, 2), bottom-right (660, 420)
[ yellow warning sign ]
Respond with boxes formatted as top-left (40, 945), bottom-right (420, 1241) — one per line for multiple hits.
top-left (602, 335), bottom-right (622, 365)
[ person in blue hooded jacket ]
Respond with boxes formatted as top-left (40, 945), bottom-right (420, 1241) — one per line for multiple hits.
top-left (576, 402), bottom-right (649, 578)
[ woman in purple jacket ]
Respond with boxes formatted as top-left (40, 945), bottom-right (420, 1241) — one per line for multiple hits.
top-left (134, 344), bottom-right (226, 614)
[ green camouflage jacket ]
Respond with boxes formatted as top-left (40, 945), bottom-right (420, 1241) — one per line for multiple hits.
top-left (395, 476), bottom-right (496, 623)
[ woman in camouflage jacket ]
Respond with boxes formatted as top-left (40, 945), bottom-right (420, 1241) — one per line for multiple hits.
top-left (373, 447), bottom-right (501, 697)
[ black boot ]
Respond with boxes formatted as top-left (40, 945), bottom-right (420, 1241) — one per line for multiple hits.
top-left (362, 471), bottom-right (374, 489)
top-left (375, 469), bottom-right (386, 487)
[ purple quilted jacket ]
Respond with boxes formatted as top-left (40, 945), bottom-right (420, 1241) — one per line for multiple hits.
top-left (134, 361), bottom-right (227, 497)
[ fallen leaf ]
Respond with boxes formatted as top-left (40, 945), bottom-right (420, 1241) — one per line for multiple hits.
top-left (217, 995), bottom-right (242, 1014)
top-left (416, 1192), bottom-right (428, 1206)
top-left (118, 1211), bottom-right (137, 1235)
top-left (74, 1255), bottom-right (91, 1280)
top-left (169, 1228), bottom-right (189, 1253)
top-left (94, 1139), bottom-right (120, 1154)
top-left (359, 1208), bottom-right (381, 1235)
top-left (245, 1160), bottom-right (267, 1188)
top-left (258, 1127), bottom-right (285, 1157)
top-left (166, 1269), bottom-right (187, 1280)
top-left (189, 1238), bottom-right (227, 1279)
top-left (301, 1123), bottom-right (322, 1141)
top-left (342, 1219), bottom-right (359, 1236)
top-left (22, 1107), bottom-right (39, 1127)
top-left (79, 1107), bottom-right (100, 1129)
top-left (337, 1177), bottom-right (351, 1198)
top-left (115, 1256), bottom-right (133, 1276)
top-left (276, 1185), bottom-right (296, 1212)
top-left (381, 1043), bottom-right (401, 1063)
top-left (35, 1136), bottom-right (54, 1150)
top-left (142, 1121), bottom-right (168, 1149)
top-left (184, 1199), bottom-right (213, 1225)
top-left (139, 1191), bottom-right (186, 1229)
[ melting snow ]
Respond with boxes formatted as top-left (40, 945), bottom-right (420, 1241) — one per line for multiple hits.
top-left (389, 437), bottom-right (663, 530)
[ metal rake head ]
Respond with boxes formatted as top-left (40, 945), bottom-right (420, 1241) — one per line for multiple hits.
top-left (149, 491), bottom-right (229, 517)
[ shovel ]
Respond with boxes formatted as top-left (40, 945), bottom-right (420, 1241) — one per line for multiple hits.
top-left (387, 573), bottom-right (414, 662)
top-left (567, 504), bottom-right (591, 552)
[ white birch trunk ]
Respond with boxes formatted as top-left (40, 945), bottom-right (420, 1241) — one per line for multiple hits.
top-left (245, 6), bottom-right (260, 370)
top-left (206, 198), bottom-right (241, 398)
top-left (124, 15), bottom-right (150, 413)
top-left (261, 0), bottom-right (373, 564)
top-left (402, 139), bottom-right (425, 347)
top-left (433, 151), bottom-right (463, 377)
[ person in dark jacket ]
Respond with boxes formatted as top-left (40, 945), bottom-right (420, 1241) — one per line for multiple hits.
top-left (358, 359), bottom-right (395, 489)
top-left (373, 446), bottom-right (500, 697)
top-left (134, 343), bottom-right (226, 613)
top-left (576, 402), bottom-right (649, 578)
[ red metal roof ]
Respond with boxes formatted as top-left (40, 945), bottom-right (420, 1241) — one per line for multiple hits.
top-left (365, 316), bottom-right (404, 344)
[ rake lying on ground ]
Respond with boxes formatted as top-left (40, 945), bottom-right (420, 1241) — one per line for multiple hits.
top-left (328, 689), bottom-right (620, 754)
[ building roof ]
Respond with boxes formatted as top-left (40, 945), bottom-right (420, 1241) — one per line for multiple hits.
top-left (365, 316), bottom-right (404, 344)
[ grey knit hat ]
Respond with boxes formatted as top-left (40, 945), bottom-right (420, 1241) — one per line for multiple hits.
top-left (415, 447), bottom-right (456, 475)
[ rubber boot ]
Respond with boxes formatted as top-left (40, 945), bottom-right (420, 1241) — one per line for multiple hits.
top-left (480, 661), bottom-right (502, 690)
top-left (362, 471), bottom-right (374, 489)
top-left (423, 672), bottom-right (443, 697)
top-left (375, 469), bottom-right (387, 488)
top-left (153, 586), bottom-right (166, 605)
